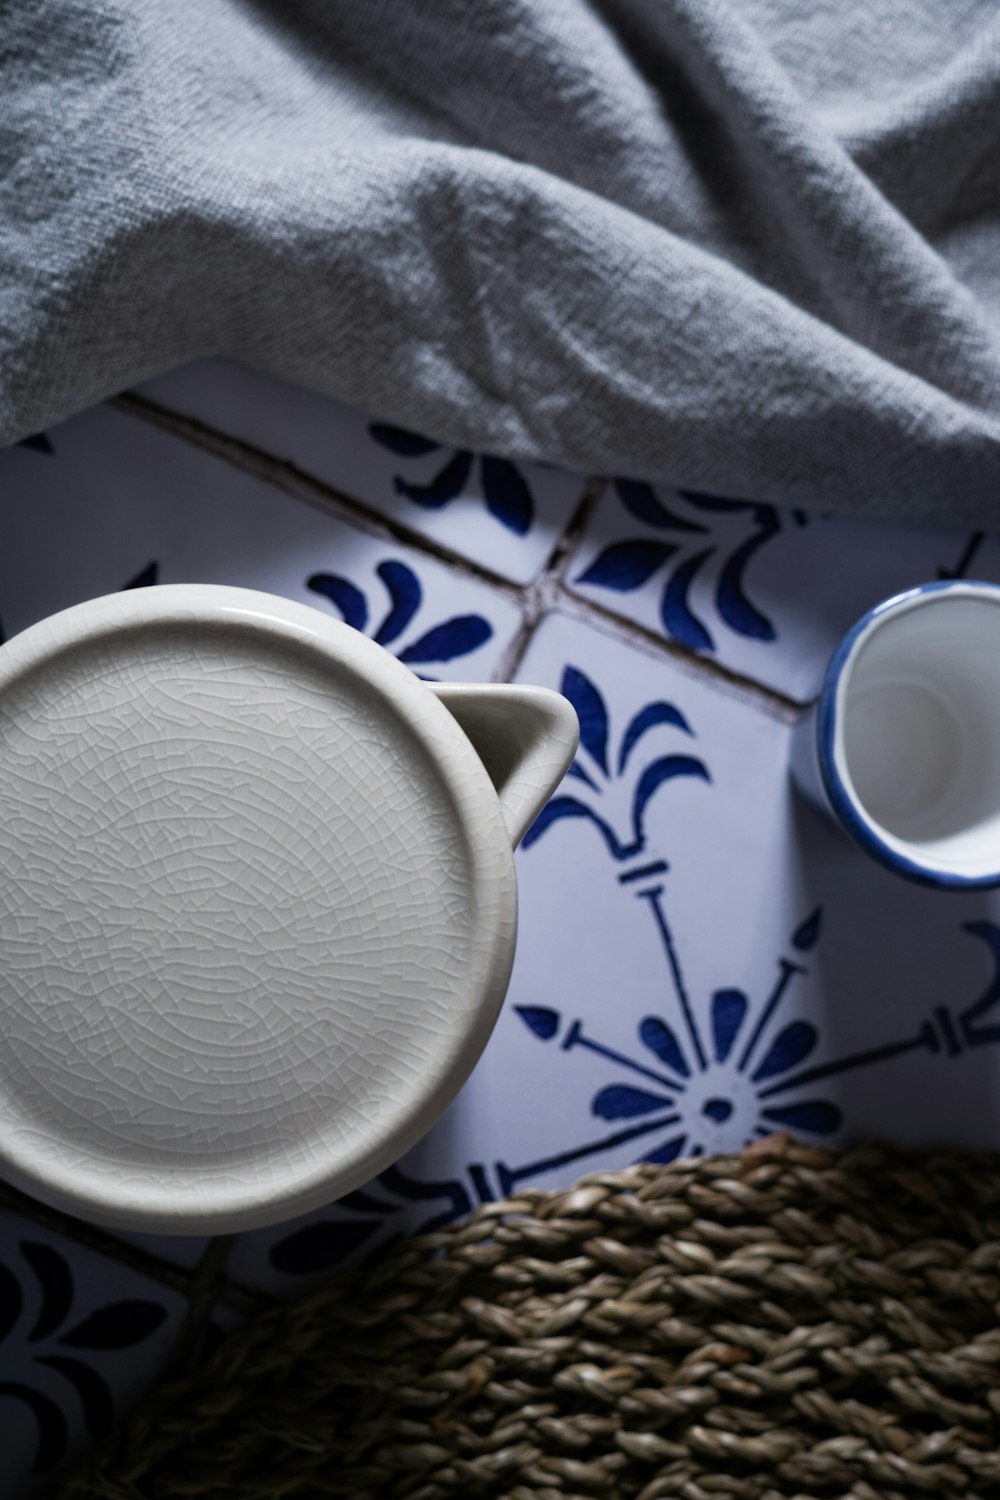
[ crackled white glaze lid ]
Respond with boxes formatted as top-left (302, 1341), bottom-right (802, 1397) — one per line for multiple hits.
top-left (0, 586), bottom-right (519, 1233)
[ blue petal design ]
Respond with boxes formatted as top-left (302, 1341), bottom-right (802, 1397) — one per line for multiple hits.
top-left (618, 701), bottom-right (692, 774)
top-left (397, 614), bottom-right (492, 664)
top-left (958, 920), bottom-right (1000, 1046)
top-left (521, 796), bottom-right (624, 858)
top-left (516, 1006), bottom-right (560, 1041)
top-left (676, 489), bottom-right (758, 513)
top-left (373, 560), bottom-right (422, 645)
top-left (576, 540), bottom-right (674, 592)
top-left (308, 573), bottom-right (368, 632)
top-left (560, 666), bottom-right (609, 775)
top-left (59, 1301), bottom-right (167, 1350)
top-left (593, 1084), bottom-right (671, 1120)
top-left (123, 561), bottom-right (159, 590)
top-left (0, 1382), bottom-right (68, 1474)
top-left (36, 1356), bottom-right (114, 1442)
top-left (395, 449), bottom-right (473, 507)
top-left (762, 1100), bottom-right (842, 1135)
top-left (379, 1166), bottom-right (472, 1232)
top-left (639, 1016), bottom-right (690, 1078)
top-left (566, 761), bottom-right (601, 792)
top-left (792, 908), bottom-right (823, 952)
top-left (752, 1021), bottom-right (819, 1082)
top-left (18, 433), bottom-right (54, 454)
top-left (711, 989), bottom-right (747, 1064)
top-left (23, 1242), bottom-right (72, 1342)
top-left (481, 456), bottom-right (533, 536)
top-left (632, 754), bottom-right (711, 845)
top-left (271, 1220), bottom-right (380, 1274)
top-left (616, 481), bottom-right (706, 533)
top-left (661, 550), bottom-right (715, 652)
top-left (642, 1134), bottom-right (687, 1164)
top-left (715, 525), bottom-right (778, 641)
top-left (0, 1261), bottom-right (22, 1343)
top-left (369, 423), bottom-right (440, 457)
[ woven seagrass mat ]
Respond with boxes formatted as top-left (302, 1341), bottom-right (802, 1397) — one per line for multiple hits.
top-left (62, 1139), bottom-right (1000, 1500)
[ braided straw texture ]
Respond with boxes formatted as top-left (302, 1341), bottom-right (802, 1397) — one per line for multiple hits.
top-left (62, 1140), bottom-right (1000, 1500)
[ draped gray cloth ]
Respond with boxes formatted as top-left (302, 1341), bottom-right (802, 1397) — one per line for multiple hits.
top-left (2, 1), bottom-right (999, 523)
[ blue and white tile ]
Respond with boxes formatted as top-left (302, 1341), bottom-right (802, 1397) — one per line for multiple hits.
top-left (0, 406), bottom-right (522, 681)
top-left (138, 361), bottom-right (586, 584)
top-left (0, 1212), bottom-right (186, 1496)
top-left (229, 609), bottom-right (1000, 1296)
top-left (568, 480), bottom-right (1000, 702)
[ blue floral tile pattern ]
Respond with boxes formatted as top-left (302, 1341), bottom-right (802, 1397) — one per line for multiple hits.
top-left (138, 360), bottom-right (587, 584)
top-left (0, 404), bottom-right (521, 683)
top-left (0, 1214), bottom-right (186, 1494)
top-left (230, 610), bottom-right (1000, 1290)
top-left (569, 480), bottom-right (1000, 701)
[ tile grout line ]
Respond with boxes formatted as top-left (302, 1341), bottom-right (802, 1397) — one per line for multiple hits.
top-left (115, 391), bottom-right (805, 719)
top-left (0, 1179), bottom-right (197, 1296)
top-left (112, 393), bottom-right (525, 605)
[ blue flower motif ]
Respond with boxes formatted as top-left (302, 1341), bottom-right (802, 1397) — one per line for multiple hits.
top-left (522, 665), bottom-right (710, 859)
top-left (576, 483), bottom-right (807, 655)
top-left (17, 433), bottom-right (54, 454)
top-left (308, 558), bottom-right (492, 668)
top-left (516, 907), bottom-right (841, 1167)
top-left (369, 424), bottom-right (534, 536)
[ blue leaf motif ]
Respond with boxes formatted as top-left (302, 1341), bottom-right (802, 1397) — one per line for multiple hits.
top-left (616, 481), bottom-right (706, 534)
top-left (397, 614), bottom-right (492, 664)
top-left (0, 1382), bottom-right (68, 1474)
top-left (308, 573), bottom-right (368, 632)
top-left (715, 526), bottom-right (778, 641)
top-left (661, 550), bottom-right (715, 652)
top-left (752, 1021), bottom-right (819, 1083)
top-left (373, 560), bottom-right (422, 646)
top-left (639, 1017), bottom-right (690, 1078)
top-left (36, 1356), bottom-right (114, 1442)
top-left (394, 449), bottom-right (473, 507)
top-left (762, 1100), bottom-right (842, 1136)
top-left (23, 1242), bottom-right (72, 1342)
top-left (642, 1134), bottom-right (688, 1165)
top-left (271, 1220), bottom-right (380, 1274)
top-left (59, 1300), bottom-right (167, 1350)
top-left (576, 540), bottom-right (674, 592)
top-left (123, 561), bottom-right (159, 590)
top-left (369, 424), bottom-right (440, 458)
top-left (792, 908), bottom-right (823, 952)
top-left (18, 433), bottom-right (54, 454)
top-left (516, 1006), bottom-right (560, 1041)
top-left (561, 667), bottom-right (609, 776)
top-left (521, 797), bottom-right (623, 858)
top-left (711, 989), bottom-right (747, 1064)
top-left (481, 456), bottom-right (533, 536)
top-left (632, 754), bottom-right (711, 844)
top-left (593, 1084), bottom-right (671, 1120)
top-left (618, 701), bottom-right (692, 775)
top-left (566, 761), bottom-right (601, 792)
top-left (0, 1261), bottom-right (22, 1343)
top-left (677, 489), bottom-right (758, 514)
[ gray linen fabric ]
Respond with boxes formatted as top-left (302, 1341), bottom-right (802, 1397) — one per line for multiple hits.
top-left (2, 1), bottom-right (999, 522)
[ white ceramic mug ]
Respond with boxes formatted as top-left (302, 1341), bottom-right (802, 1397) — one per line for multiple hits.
top-left (791, 580), bottom-right (1000, 888)
top-left (0, 586), bottom-right (579, 1233)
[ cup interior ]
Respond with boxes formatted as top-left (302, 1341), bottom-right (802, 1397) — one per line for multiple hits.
top-left (836, 593), bottom-right (1000, 880)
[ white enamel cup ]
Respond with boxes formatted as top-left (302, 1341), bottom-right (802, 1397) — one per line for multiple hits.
top-left (791, 581), bottom-right (1000, 889)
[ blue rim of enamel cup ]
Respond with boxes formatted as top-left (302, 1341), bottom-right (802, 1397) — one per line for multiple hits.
top-left (815, 579), bottom-right (1000, 891)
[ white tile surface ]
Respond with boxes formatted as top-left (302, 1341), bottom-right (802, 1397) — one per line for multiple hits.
top-left (138, 360), bottom-right (586, 584)
top-left (568, 480), bottom-right (1000, 701)
top-left (0, 405), bottom-right (522, 682)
